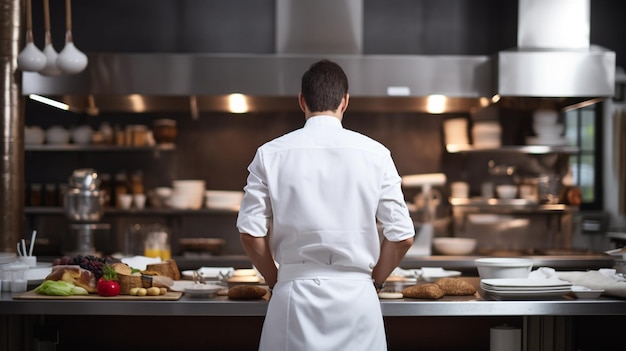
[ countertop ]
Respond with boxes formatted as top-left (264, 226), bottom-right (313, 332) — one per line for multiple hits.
top-left (173, 254), bottom-right (617, 273)
top-left (3, 278), bottom-right (626, 318)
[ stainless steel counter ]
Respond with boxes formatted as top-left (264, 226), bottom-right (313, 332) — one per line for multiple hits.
top-left (173, 254), bottom-right (617, 274)
top-left (3, 288), bottom-right (626, 317)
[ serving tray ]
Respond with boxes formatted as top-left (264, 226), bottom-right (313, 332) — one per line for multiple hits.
top-left (13, 290), bottom-right (182, 301)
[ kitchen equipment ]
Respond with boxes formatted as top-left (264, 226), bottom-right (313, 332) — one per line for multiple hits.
top-left (17, 0), bottom-right (45, 72)
top-left (475, 258), bottom-right (533, 279)
top-left (401, 173), bottom-right (447, 256)
top-left (56, 0), bottom-right (88, 74)
top-left (45, 126), bottom-right (70, 144)
top-left (172, 180), bottom-right (206, 209)
top-left (179, 238), bottom-right (226, 256)
top-left (432, 237), bottom-right (477, 255)
top-left (63, 169), bottom-right (110, 255)
top-left (40, 0), bottom-right (61, 76)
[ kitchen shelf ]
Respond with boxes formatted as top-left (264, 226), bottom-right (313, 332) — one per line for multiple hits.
top-left (449, 197), bottom-right (577, 213)
top-left (24, 206), bottom-right (239, 216)
top-left (24, 144), bottom-right (175, 152)
top-left (446, 144), bottom-right (580, 154)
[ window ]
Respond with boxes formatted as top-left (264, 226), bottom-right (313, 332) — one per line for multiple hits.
top-left (564, 104), bottom-right (603, 210)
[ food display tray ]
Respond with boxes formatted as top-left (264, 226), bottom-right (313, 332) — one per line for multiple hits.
top-left (13, 290), bottom-right (182, 301)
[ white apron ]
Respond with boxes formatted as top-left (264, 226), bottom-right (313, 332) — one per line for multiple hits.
top-left (259, 263), bottom-right (387, 351)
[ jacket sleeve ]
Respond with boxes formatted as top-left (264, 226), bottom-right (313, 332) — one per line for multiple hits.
top-left (236, 150), bottom-right (273, 237)
top-left (376, 156), bottom-right (416, 242)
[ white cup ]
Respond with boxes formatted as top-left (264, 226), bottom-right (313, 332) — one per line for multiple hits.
top-left (133, 194), bottom-right (147, 209)
top-left (118, 194), bottom-right (133, 209)
top-left (18, 256), bottom-right (37, 268)
top-left (481, 182), bottom-right (494, 199)
top-left (451, 182), bottom-right (469, 198)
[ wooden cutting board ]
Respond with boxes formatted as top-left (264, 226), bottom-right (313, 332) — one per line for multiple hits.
top-left (13, 290), bottom-right (182, 301)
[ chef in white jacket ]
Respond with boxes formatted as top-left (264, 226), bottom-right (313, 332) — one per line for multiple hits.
top-left (237, 59), bottom-right (415, 351)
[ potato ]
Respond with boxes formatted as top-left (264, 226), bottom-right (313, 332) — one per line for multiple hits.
top-left (159, 287), bottom-right (167, 295)
top-left (129, 287), bottom-right (140, 296)
top-left (136, 288), bottom-right (147, 296)
top-left (147, 286), bottom-right (161, 296)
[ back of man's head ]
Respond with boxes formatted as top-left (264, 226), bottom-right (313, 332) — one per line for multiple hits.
top-left (301, 60), bottom-right (349, 113)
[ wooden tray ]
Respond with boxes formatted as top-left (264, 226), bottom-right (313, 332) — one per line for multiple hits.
top-left (13, 290), bottom-right (183, 301)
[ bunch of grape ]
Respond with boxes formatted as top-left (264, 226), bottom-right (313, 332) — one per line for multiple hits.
top-left (69, 255), bottom-right (106, 280)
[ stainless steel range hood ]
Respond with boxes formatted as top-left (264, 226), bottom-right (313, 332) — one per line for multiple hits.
top-left (22, 0), bottom-right (615, 115)
top-left (495, 0), bottom-right (615, 111)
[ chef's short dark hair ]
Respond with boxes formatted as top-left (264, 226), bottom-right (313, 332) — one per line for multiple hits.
top-left (301, 59), bottom-right (349, 113)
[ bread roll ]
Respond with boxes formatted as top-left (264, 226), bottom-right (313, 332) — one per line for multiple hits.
top-left (117, 273), bottom-right (142, 295)
top-left (145, 259), bottom-right (181, 280)
top-left (434, 278), bottom-right (476, 296)
top-left (227, 285), bottom-right (268, 300)
top-left (45, 265), bottom-right (97, 293)
top-left (401, 284), bottom-right (445, 299)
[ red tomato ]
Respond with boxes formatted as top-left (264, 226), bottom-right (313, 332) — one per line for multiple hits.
top-left (97, 278), bottom-right (120, 297)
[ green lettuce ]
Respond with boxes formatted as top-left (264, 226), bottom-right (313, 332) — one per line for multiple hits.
top-left (34, 280), bottom-right (88, 296)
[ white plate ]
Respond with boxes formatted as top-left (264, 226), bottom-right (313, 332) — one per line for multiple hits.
top-left (526, 136), bottom-right (568, 146)
top-left (480, 282), bottom-right (571, 292)
top-left (181, 267), bottom-right (235, 280)
top-left (482, 288), bottom-right (570, 300)
top-left (170, 280), bottom-right (223, 293)
top-left (481, 278), bottom-right (572, 288)
top-left (571, 285), bottom-right (604, 299)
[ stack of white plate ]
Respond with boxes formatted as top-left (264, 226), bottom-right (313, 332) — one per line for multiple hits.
top-left (171, 180), bottom-right (206, 209)
top-left (527, 109), bottom-right (567, 146)
top-left (472, 121), bottom-right (501, 149)
top-left (443, 118), bottom-right (469, 146)
top-left (480, 278), bottom-right (572, 299)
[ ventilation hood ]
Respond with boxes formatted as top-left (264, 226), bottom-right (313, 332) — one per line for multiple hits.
top-left (22, 0), bottom-right (615, 115)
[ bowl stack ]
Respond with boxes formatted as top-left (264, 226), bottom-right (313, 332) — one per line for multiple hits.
top-left (443, 118), bottom-right (469, 146)
top-left (527, 110), bottom-right (567, 146)
top-left (171, 180), bottom-right (206, 209)
top-left (205, 190), bottom-right (244, 210)
top-left (472, 121), bottom-right (501, 149)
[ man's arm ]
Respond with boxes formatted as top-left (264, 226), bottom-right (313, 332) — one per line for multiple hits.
top-left (239, 233), bottom-right (278, 289)
top-left (371, 237), bottom-right (414, 289)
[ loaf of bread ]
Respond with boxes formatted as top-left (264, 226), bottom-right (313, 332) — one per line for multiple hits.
top-left (45, 265), bottom-right (97, 293)
top-left (145, 259), bottom-right (180, 280)
top-left (227, 285), bottom-right (268, 300)
top-left (434, 278), bottom-right (476, 296)
top-left (401, 283), bottom-right (445, 299)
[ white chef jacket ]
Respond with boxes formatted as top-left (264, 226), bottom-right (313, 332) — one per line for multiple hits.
top-left (237, 115), bottom-right (415, 351)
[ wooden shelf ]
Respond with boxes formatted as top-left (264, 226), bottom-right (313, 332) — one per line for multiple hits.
top-left (446, 144), bottom-right (579, 154)
top-left (24, 144), bottom-right (175, 152)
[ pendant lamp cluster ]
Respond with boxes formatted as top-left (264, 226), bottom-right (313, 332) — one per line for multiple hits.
top-left (17, 0), bottom-right (87, 75)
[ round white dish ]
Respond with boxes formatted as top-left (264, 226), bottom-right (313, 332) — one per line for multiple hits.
top-left (571, 285), bottom-right (604, 299)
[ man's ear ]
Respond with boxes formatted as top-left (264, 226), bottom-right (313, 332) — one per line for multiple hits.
top-left (340, 94), bottom-right (350, 113)
top-left (298, 93), bottom-right (307, 113)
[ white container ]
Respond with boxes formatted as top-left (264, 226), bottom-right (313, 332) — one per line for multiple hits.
top-left (3, 263), bottom-right (29, 293)
top-left (451, 182), bottom-right (469, 198)
top-left (205, 190), bottom-right (244, 209)
top-left (475, 258), bottom-right (533, 279)
top-left (496, 185), bottom-right (517, 199)
top-left (433, 237), bottom-right (477, 255)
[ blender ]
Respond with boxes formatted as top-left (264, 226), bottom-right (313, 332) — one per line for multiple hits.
top-left (401, 173), bottom-right (447, 256)
top-left (63, 169), bottom-right (110, 256)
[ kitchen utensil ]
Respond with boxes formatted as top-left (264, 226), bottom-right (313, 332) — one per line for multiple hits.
top-left (68, 168), bottom-right (101, 190)
top-left (29, 230), bottom-right (37, 256)
top-left (17, 0), bottom-right (46, 72)
top-left (40, 0), bottom-right (62, 76)
top-left (56, 0), bottom-right (88, 74)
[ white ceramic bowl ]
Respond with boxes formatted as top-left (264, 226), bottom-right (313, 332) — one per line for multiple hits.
top-left (205, 190), bottom-right (244, 209)
top-left (45, 126), bottom-right (70, 144)
top-left (475, 258), bottom-right (533, 279)
top-left (496, 185), bottom-right (517, 199)
top-left (433, 237), bottom-right (477, 255)
top-left (534, 123), bottom-right (564, 138)
top-left (24, 126), bottom-right (45, 145)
